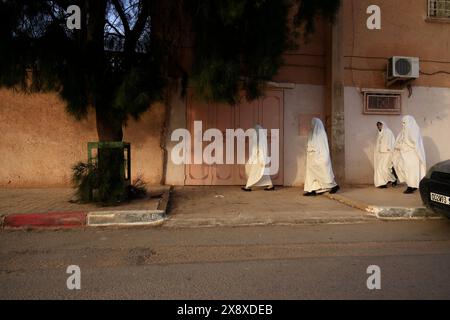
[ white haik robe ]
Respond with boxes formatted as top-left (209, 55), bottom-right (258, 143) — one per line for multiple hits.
top-left (392, 115), bottom-right (426, 188)
top-left (304, 118), bottom-right (337, 193)
top-left (374, 121), bottom-right (396, 187)
top-left (245, 125), bottom-right (273, 189)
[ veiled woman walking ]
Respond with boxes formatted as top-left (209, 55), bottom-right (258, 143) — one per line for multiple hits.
top-left (304, 118), bottom-right (340, 196)
top-left (242, 124), bottom-right (275, 192)
top-left (392, 115), bottom-right (426, 194)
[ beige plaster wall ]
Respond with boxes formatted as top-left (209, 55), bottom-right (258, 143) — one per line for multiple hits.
top-left (0, 89), bottom-right (165, 187)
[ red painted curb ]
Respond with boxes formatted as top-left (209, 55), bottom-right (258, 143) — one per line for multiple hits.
top-left (4, 212), bottom-right (87, 228)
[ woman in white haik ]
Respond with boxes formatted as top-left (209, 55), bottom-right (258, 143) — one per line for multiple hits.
top-left (303, 118), bottom-right (340, 196)
top-left (242, 124), bottom-right (275, 192)
top-left (374, 121), bottom-right (398, 188)
top-left (392, 115), bottom-right (426, 194)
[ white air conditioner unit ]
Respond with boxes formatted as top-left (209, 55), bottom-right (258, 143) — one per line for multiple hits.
top-left (387, 56), bottom-right (420, 82)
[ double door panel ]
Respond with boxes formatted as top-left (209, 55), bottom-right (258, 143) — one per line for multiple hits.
top-left (186, 90), bottom-right (284, 186)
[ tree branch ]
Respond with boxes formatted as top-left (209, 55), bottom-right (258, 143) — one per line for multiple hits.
top-left (131, 0), bottom-right (149, 36)
top-left (124, 0), bottom-right (149, 55)
top-left (106, 21), bottom-right (125, 37)
top-left (111, 0), bottom-right (130, 35)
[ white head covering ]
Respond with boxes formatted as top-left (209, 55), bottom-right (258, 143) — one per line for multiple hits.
top-left (308, 118), bottom-right (330, 156)
top-left (376, 120), bottom-right (395, 153)
top-left (377, 120), bottom-right (387, 132)
top-left (377, 120), bottom-right (388, 138)
top-left (398, 115), bottom-right (426, 165)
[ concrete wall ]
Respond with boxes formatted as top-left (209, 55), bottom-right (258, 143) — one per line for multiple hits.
top-left (345, 86), bottom-right (450, 184)
top-left (273, 19), bottom-right (327, 86)
top-left (0, 89), bottom-right (165, 187)
top-left (341, 0), bottom-right (450, 184)
top-left (342, 0), bottom-right (450, 89)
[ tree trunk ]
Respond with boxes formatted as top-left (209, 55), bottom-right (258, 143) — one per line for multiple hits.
top-left (94, 108), bottom-right (126, 204)
top-left (84, 0), bottom-right (127, 203)
top-left (95, 108), bottom-right (123, 142)
top-left (84, 0), bottom-right (123, 143)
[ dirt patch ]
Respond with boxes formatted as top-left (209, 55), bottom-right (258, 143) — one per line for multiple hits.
top-left (126, 248), bottom-right (157, 266)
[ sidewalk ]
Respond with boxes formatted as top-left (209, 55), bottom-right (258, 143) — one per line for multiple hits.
top-left (1, 184), bottom-right (443, 230)
top-left (164, 186), bottom-right (374, 228)
top-left (325, 185), bottom-right (442, 219)
top-left (0, 186), bottom-right (170, 228)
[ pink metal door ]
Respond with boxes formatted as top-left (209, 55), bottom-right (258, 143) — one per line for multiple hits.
top-left (211, 103), bottom-right (236, 185)
top-left (235, 94), bottom-right (260, 185)
top-left (186, 89), bottom-right (284, 186)
top-left (185, 92), bottom-right (213, 185)
top-left (260, 90), bottom-right (284, 186)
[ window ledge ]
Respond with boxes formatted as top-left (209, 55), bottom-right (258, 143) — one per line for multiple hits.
top-left (266, 81), bottom-right (296, 89)
top-left (425, 17), bottom-right (450, 24)
top-left (361, 88), bottom-right (404, 94)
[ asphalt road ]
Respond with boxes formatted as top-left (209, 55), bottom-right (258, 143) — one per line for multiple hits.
top-left (1, 220), bottom-right (450, 299)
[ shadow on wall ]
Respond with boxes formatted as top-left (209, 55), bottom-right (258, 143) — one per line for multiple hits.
top-left (406, 87), bottom-right (450, 132)
top-left (346, 119), bottom-right (382, 183)
top-left (121, 103), bottom-right (166, 185)
top-left (423, 136), bottom-right (442, 168)
top-left (124, 103), bottom-right (165, 146)
top-left (291, 145), bottom-right (303, 186)
top-left (403, 87), bottom-right (450, 167)
top-left (359, 145), bottom-right (374, 181)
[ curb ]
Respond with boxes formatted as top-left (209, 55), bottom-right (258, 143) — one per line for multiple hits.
top-left (368, 206), bottom-right (442, 219)
top-left (325, 193), bottom-right (370, 212)
top-left (2, 186), bottom-right (173, 230)
top-left (162, 218), bottom-right (371, 229)
top-left (162, 215), bottom-right (377, 229)
top-left (87, 210), bottom-right (166, 227)
top-left (86, 186), bottom-right (172, 227)
top-left (157, 185), bottom-right (172, 213)
top-left (325, 193), bottom-right (443, 220)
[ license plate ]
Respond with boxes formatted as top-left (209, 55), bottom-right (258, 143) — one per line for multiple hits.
top-left (430, 192), bottom-right (450, 206)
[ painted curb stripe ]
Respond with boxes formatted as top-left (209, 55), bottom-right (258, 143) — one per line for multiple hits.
top-left (4, 212), bottom-right (87, 228)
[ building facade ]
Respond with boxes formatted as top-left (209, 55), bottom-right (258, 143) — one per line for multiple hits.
top-left (1, 0), bottom-right (449, 188)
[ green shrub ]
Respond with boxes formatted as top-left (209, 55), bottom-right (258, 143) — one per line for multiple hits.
top-left (72, 161), bottom-right (98, 203)
top-left (71, 154), bottom-right (147, 206)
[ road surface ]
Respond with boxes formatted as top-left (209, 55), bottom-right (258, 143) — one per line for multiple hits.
top-left (1, 220), bottom-right (450, 299)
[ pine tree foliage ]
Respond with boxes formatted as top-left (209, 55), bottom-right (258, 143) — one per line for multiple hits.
top-left (0, 0), bottom-right (166, 131)
top-left (188, 0), bottom-right (292, 104)
top-left (294, 0), bottom-right (341, 34)
top-left (0, 0), bottom-right (340, 128)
